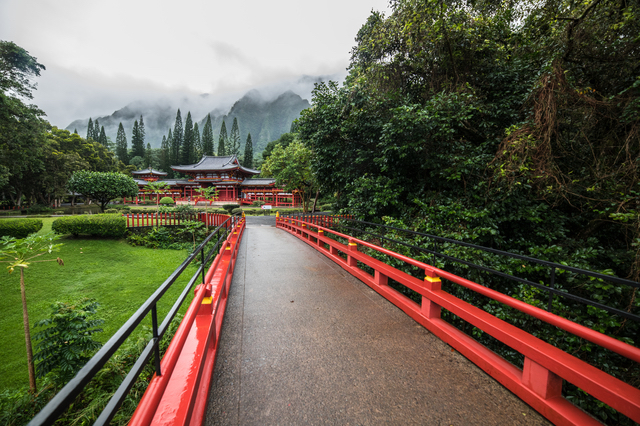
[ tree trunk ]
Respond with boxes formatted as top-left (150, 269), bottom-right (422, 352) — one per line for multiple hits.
top-left (20, 267), bottom-right (37, 393)
top-left (311, 189), bottom-right (319, 212)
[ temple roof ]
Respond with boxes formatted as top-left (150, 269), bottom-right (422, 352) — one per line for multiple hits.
top-left (241, 178), bottom-right (277, 187)
top-left (135, 179), bottom-right (198, 187)
top-left (131, 168), bottom-right (168, 176)
top-left (171, 155), bottom-right (260, 175)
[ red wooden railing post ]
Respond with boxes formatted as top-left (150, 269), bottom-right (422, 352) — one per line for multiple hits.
top-left (347, 239), bottom-right (358, 267)
top-left (522, 357), bottom-right (562, 400)
top-left (422, 270), bottom-right (442, 319)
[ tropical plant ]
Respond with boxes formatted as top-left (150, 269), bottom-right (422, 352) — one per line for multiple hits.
top-left (0, 232), bottom-right (63, 393)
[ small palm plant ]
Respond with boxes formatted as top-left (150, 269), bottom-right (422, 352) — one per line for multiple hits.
top-left (0, 232), bottom-right (63, 393)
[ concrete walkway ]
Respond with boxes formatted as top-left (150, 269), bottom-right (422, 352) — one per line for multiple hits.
top-left (204, 216), bottom-right (550, 425)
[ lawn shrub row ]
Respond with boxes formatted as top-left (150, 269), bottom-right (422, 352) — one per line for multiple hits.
top-left (0, 219), bottom-right (43, 238)
top-left (52, 214), bottom-right (127, 237)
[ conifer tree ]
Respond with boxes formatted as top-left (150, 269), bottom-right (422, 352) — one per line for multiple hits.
top-left (98, 126), bottom-right (108, 147)
top-left (172, 109), bottom-right (183, 164)
top-left (162, 129), bottom-right (173, 177)
top-left (217, 120), bottom-right (227, 156)
top-left (202, 114), bottom-right (214, 156)
top-left (86, 118), bottom-right (94, 141)
top-left (145, 143), bottom-right (152, 168)
top-left (93, 119), bottom-right (101, 141)
top-left (74, 129), bottom-right (78, 134)
top-left (229, 117), bottom-right (240, 156)
top-left (139, 115), bottom-right (145, 148)
top-left (131, 120), bottom-right (145, 158)
top-left (193, 122), bottom-right (202, 160)
top-left (244, 133), bottom-right (254, 169)
top-left (116, 122), bottom-right (128, 163)
top-left (181, 111), bottom-right (194, 165)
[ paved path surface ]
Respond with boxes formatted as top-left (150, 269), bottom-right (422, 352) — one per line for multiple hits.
top-left (204, 216), bottom-right (550, 425)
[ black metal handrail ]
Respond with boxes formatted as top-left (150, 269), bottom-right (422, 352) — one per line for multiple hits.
top-left (28, 215), bottom-right (241, 426)
top-left (285, 214), bottom-right (640, 324)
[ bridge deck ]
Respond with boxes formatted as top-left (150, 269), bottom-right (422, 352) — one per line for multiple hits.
top-left (204, 216), bottom-right (550, 425)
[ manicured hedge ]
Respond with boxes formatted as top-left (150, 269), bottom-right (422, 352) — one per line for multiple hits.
top-left (0, 219), bottom-right (43, 238)
top-left (52, 214), bottom-right (127, 238)
top-left (159, 197), bottom-right (174, 205)
top-left (231, 208), bottom-right (243, 215)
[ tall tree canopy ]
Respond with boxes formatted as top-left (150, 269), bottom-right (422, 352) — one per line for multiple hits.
top-left (229, 117), bottom-right (241, 156)
top-left (115, 122), bottom-right (128, 163)
top-left (172, 109), bottom-right (183, 165)
top-left (217, 120), bottom-right (227, 156)
top-left (243, 133), bottom-right (253, 169)
top-left (181, 111), bottom-right (194, 164)
top-left (202, 114), bottom-right (215, 156)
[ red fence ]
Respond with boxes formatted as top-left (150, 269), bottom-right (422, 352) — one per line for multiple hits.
top-left (276, 215), bottom-right (640, 426)
top-left (125, 212), bottom-right (229, 228)
top-left (128, 217), bottom-right (246, 426)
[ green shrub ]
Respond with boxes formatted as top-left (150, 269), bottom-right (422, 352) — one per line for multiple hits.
top-left (53, 210), bottom-right (65, 215)
top-left (25, 204), bottom-right (53, 215)
top-left (252, 200), bottom-right (265, 207)
top-left (159, 197), bottom-right (174, 205)
top-left (0, 219), bottom-right (43, 238)
top-left (231, 208), bottom-right (243, 215)
top-left (322, 204), bottom-right (334, 211)
top-left (104, 209), bottom-right (119, 214)
top-left (222, 204), bottom-right (239, 213)
top-left (52, 214), bottom-right (127, 238)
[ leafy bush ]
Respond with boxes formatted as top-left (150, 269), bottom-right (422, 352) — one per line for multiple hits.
top-left (222, 204), bottom-right (239, 213)
top-left (159, 197), bottom-right (174, 205)
top-left (322, 204), bottom-right (333, 211)
top-left (231, 208), bottom-right (243, 215)
top-left (0, 219), bottom-right (43, 238)
top-left (104, 209), bottom-right (119, 214)
top-left (25, 204), bottom-right (53, 215)
top-left (252, 200), bottom-right (265, 207)
top-left (33, 299), bottom-right (104, 386)
top-left (52, 214), bottom-right (127, 238)
top-left (53, 210), bottom-right (65, 215)
top-left (126, 223), bottom-right (208, 250)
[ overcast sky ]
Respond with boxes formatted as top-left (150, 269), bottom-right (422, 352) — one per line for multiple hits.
top-left (0, 0), bottom-right (391, 128)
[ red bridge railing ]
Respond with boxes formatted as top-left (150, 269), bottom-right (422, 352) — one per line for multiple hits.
top-left (276, 215), bottom-right (640, 426)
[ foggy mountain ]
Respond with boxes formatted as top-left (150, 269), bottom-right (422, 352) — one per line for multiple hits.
top-left (65, 90), bottom-right (310, 155)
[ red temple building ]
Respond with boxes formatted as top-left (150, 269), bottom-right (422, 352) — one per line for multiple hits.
top-left (130, 156), bottom-right (301, 207)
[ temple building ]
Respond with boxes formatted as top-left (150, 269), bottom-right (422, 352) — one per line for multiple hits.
top-left (130, 156), bottom-right (301, 207)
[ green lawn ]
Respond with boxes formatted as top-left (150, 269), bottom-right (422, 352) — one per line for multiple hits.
top-left (0, 218), bottom-right (197, 390)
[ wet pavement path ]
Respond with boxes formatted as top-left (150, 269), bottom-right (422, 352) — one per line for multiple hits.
top-left (204, 216), bottom-right (550, 425)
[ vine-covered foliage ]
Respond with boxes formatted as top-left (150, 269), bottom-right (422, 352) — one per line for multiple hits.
top-left (298, 0), bottom-right (639, 423)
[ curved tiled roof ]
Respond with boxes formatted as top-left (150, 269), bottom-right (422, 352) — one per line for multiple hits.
top-left (171, 155), bottom-right (260, 175)
top-left (131, 168), bottom-right (168, 176)
top-left (240, 178), bottom-right (277, 186)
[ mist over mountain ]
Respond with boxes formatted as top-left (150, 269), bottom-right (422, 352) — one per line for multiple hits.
top-left (65, 80), bottom-right (318, 154)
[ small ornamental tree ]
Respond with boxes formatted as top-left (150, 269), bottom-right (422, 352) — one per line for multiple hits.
top-left (0, 232), bottom-right (64, 393)
top-left (145, 180), bottom-right (170, 206)
top-left (194, 186), bottom-right (219, 231)
top-left (68, 171), bottom-right (139, 212)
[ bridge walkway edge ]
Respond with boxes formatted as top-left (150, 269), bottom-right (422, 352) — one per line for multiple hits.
top-left (203, 218), bottom-right (550, 425)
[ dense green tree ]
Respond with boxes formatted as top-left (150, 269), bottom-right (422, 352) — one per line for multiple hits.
top-left (217, 120), bottom-right (227, 156)
top-left (68, 170), bottom-right (138, 212)
top-left (201, 114), bottom-right (214, 156)
top-left (98, 126), bottom-right (107, 147)
top-left (160, 132), bottom-right (171, 175)
top-left (115, 122), bottom-right (128, 163)
top-left (144, 143), bottom-right (152, 167)
top-left (243, 133), bottom-right (254, 169)
top-left (139, 114), bottom-right (145, 150)
top-left (172, 109), bottom-right (183, 165)
top-left (193, 122), bottom-right (201, 160)
top-left (92, 119), bottom-right (100, 142)
top-left (131, 120), bottom-right (144, 158)
top-left (229, 117), bottom-right (241, 156)
top-left (261, 139), bottom-right (315, 212)
top-left (262, 133), bottom-right (295, 162)
top-left (181, 111), bottom-right (194, 164)
top-left (1, 42), bottom-right (52, 206)
top-left (86, 118), bottom-right (94, 141)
